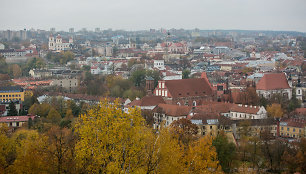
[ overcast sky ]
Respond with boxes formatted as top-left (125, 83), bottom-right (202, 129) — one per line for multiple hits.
top-left (1, 0), bottom-right (306, 32)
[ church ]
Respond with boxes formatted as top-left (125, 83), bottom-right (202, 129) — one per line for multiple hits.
top-left (48, 34), bottom-right (73, 52)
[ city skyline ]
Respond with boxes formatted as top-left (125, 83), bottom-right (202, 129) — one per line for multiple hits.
top-left (1, 0), bottom-right (306, 32)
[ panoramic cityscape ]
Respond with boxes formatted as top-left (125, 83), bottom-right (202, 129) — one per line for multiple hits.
top-left (0, 0), bottom-right (306, 173)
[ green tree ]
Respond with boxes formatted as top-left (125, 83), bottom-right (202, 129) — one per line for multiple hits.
top-left (7, 102), bottom-right (18, 116)
top-left (0, 56), bottom-right (8, 74)
top-left (288, 89), bottom-right (301, 113)
top-left (47, 108), bottom-right (62, 124)
top-left (130, 69), bottom-right (146, 87)
top-left (213, 132), bottom-right (236, 173)
top-left (182, 69), bottom-right (190, 79)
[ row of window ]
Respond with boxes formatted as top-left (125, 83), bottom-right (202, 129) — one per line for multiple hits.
top-left (231, 112), bottom-right (255, 119)
top-left (156, 89), bottom-right (168, 97)
top-left (2, 98), bottom-right (21, 102)
top-left (281, 126), bottom-right (302, 132)
top-left (0, 94), bottom-right (21, 97)
top-left (280, 133), bottom-right (301, 138)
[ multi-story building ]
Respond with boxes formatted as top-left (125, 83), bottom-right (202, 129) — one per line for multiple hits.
top-left (50, 77), bottom-right (79, 92)
top-left (279, 118), bottom-right (305, 138)
top-left (190, 114), bottom-right (233, 137)
top-left (234, 119), bottom-right (278, 139)
top-left (153, 78), bottom-right (215, 106)
top-left (229, 104), bottom-right (267, 120)
top-left (153, 103), bottom-right (191, 129)
top-left (0, 86), bottom-right (25, 102)
top-left (29, 69), bottom-right (52, 79)
top-left (0, 49), bottom-right (27, 58)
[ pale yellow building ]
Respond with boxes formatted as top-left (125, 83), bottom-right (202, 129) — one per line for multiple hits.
top-left (279, 119), bottom-right (305, 139)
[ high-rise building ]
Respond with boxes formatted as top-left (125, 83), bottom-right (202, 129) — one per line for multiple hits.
top-left (50, 28), bottom-right (56, 33)
top-left (4, 30), bottom-right (12, 41)
top-left (20, 29), bottom-right (27, 40)
top-left (69, 28), bottom-right (74, 33)
top-left (95, 28), bottom-right (101, 32)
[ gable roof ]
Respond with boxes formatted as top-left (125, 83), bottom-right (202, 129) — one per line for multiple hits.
top-left (256, 73), bottom-right (290, 90)
top-left (129, 96), bottom-right (165, 107)
top-left (155, 104), bottom-right (191, 117)
top-left (0, 115), bottom-right (36, 123)
top-left (230, 105), bottom-right (260, 114)
top-left (165, 78), bottom-right (213, 98)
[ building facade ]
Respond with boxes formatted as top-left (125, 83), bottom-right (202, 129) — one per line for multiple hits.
top-left (153, 78), bottom-right (214, 106)
top-left (48, 34), bottom-right (73, 52)
top-left (0, 86), bottom-right (25, 102)
top-left (256, 73), bottom-right (292, 100)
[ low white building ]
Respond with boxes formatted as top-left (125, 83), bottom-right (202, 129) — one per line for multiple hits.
top-left (154, 60), bottom-right (165, 70)
top-left (91, 66), bottom-right (102, 74)
top-left (0, 43), bottom-right (5, 50)
top-left (229, 104), bottom-right (267, 120)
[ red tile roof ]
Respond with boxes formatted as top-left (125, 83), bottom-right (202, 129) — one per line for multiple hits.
top-left (165, 78), bottom-right (213, 98)
top-left (155, 104), bottom-right (191, 117)
top-left (281, 118), bottom-right (306, 128)
top-left (0, 115), bottom-right (36, 123)
top-left (256, 73), bottom-right (290, 90)
top-left (230, 105), bottom-right (260, 114)
top-left (295, 108), bottom-right (306, 116)
top-left (129, 96), bottom-right (165, 107)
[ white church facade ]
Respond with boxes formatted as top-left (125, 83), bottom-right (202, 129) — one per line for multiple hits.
top-left (48, 34), bottom-right (73, 52)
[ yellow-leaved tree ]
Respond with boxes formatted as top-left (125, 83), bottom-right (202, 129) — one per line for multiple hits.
top-left (75, 99), bottom-right (223, 173)
top-left (0, 124), bottom-right (14, 173)
top-left (7, 129), bottom-right (51, 174)
top-left (267, 103), bottom-right (284, 118)
top-left (75, 99), bottom-right (151, 173)
top-left (184, 136), bottom-right (223, 174)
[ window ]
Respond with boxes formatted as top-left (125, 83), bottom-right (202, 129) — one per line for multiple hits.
top-left (287, 128), bottom-right (289, 131)
top-left (210, 126), bottom-right (212, 130)
top-left (185, 101), bottom-right (189, 106)
top-left (293, 128), bottom-right (295, 132)
top-left (281, 127), bottom-right (283, 130)
top-left (193, 101), bottom-right (196, 106)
